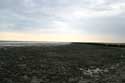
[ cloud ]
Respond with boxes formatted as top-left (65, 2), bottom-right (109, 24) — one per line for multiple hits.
top-left (0, 0), bottom-right (125, 42)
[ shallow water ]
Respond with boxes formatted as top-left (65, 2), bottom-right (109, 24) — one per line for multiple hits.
top-left (0, 41), bottom-right (71, 47)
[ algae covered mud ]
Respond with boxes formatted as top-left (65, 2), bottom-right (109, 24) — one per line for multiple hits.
top-left (0, 42), bottom-right (125, 83)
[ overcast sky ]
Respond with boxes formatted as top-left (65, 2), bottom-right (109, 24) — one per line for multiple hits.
top-left (0, 0), bottom-right (125, 42)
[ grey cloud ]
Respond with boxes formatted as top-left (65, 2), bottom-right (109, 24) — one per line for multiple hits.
top-left (0, 0), bottom-right (125, 41)
top-left (0, 0), bottom-right (124, 18)
top-left (78, 15), bottom-right (125, 37)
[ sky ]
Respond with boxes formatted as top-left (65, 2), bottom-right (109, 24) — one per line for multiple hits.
top-left (0, 0), bottom-right (125, 43)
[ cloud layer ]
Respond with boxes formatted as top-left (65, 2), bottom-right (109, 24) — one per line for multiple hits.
top-left (0, 0), bottom-right (125, 42)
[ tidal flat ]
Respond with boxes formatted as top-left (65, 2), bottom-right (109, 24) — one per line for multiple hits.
top-left (0, 42), bottom-right (125, 83)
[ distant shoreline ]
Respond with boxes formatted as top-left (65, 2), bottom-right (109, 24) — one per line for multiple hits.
top-left (0, 41), bottom-right (125, 47)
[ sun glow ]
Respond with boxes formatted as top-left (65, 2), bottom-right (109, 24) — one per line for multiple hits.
top-left (0, 32), bottom-right (114, 43)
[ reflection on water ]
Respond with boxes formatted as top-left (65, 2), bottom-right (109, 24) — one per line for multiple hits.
top-left (0, 41), bottom-right (71, 46)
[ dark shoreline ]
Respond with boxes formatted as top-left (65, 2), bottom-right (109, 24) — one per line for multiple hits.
top-left (0, 41), bottom-right (125, 47)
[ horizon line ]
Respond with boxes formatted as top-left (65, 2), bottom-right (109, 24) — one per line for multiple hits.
top-left (0, 40), bottom-right (125, 44)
